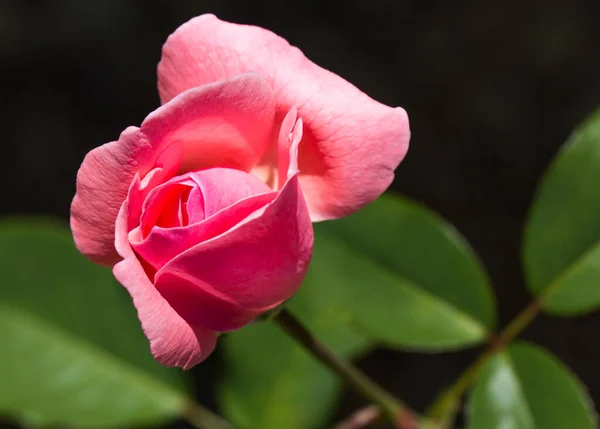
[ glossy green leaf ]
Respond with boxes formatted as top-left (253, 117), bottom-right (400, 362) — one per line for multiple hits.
top-left (0, 219), bottom-right (189, 428)
top-left (523, 108), bottom-right (600, 314)
top-left (310, 193), bottom-right (496, 350)
top-left (468, 342), bottom-right (596, 429)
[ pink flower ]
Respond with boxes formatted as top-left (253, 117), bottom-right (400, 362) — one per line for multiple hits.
top-left (70, 15), bottom-right (410, 369)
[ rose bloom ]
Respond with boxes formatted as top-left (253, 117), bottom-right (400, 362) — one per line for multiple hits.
top-left (71, 15), bottom-right (410, 369)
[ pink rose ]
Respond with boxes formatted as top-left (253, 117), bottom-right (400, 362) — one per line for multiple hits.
top-left (71, 15), bottom-right (410, 369)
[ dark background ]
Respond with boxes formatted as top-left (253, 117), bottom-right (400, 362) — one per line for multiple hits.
top-left (2, 0), bottom-right (600, 427)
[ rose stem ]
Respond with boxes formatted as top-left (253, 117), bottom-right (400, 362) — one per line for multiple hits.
top-left (273, 309), bottom-right (420, 428)
top-left (183, 399), bottom-right (237, 429)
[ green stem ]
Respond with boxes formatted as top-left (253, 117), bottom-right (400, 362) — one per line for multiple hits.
top-left (426, 298), bottom-right (542, 424)
top-left (183, 400), bottom-right (236, 429)
top-left (274, 309), bottom-right (417, 428)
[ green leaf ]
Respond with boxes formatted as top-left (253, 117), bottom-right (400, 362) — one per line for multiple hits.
top-left (0, 218), bottom-right (189, 428)
top-left (523, 108), bottom-right (600, 314)
top-left (309, 193), bottom-right (496, 350)
top-left (468, 342), bottom-right (597, 429)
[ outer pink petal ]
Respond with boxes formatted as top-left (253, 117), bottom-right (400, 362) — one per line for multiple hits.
top-left (71, 73), bottom-right (276, 265)
top-left (114, 198), bottom-right (218, 369)
top-left (71, 127), bottom-right (153, 266)
top-left (153, 133), bottom-right (312, 332)
top-left (158, 14), bottom-right (411, 220)
top-left (143, 73), bottom-right (276, 174)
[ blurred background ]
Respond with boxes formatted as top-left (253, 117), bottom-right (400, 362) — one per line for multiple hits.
top-left (1, 0), bottom-right (599, 427)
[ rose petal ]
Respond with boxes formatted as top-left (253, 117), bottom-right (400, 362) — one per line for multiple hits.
top-left (277, 107), bottom-right (303, 189)
top-left (71, 127), bottom-right (152, 266)
top-left (184, 186), bottom-right (204, 224)
top-left (144, 73), bottom-right (276, 175)
top-left (158, 14), bottom-right (410, 221)
top-left (71, 73), bottom-right (276, 265)
top-left (153, 172), bottom-right (312, 332)
top-left (131, 167), bottom-right (275, 271)
top-left (113, 199), bottom-right (218, 369)
top-left (131, 191), bottom-right (276, 271)
top-left (152, 134), bottom-right (311, 332)
top-left (140, 182), bottom-right (192, 236)
top-left (186, 168), bottom-right (272, 217)
top-left (125, 166), bottom-right (179, 241)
